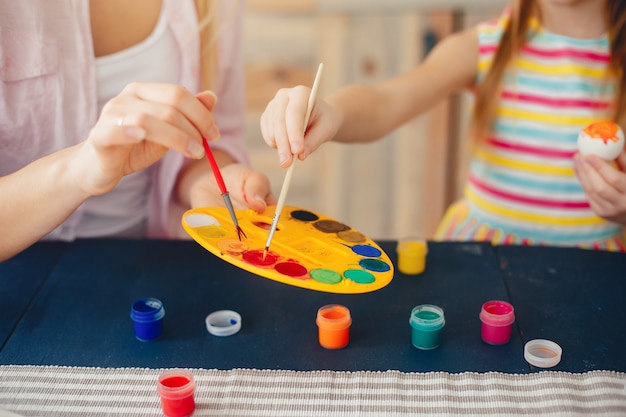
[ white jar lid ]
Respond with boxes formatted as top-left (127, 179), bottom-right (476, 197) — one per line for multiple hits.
top-left (205, 310), bottom-right (241, 337)
top-left (524, 339), bottom-right (562, 368)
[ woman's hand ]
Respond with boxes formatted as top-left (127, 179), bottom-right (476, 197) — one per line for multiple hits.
top-left (76, 83), bottom-right (220, 197)
top-left (187, 162), bottom-right (276, 213)
top-left (260, 86), bottom-right (341, 168)
top-left (574, 152), bottom-right (626, 225)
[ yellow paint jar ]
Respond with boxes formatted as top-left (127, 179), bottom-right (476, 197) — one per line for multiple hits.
top-left (396, 239), bottom-right (428, 275)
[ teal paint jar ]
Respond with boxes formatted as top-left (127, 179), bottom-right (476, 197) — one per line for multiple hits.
top-left (409, 304), bottom-right (445, 350)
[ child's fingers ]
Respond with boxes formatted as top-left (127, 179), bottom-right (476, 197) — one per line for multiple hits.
top-left (267, 91), bottom-right (295, 167)
top-left (284, 86), bottom-right (312, 156)
top-left (574, 154), bottom-right (620, 214)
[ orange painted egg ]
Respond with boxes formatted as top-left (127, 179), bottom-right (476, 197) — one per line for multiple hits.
top-left (577, 120), bottom-right (625, 161)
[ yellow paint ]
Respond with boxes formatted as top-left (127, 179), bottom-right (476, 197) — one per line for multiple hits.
top-left (396, 240), bottom-right (427, 275)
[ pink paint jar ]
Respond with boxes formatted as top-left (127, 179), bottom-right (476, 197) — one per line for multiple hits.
top-left (157, 370), bottom-right (195, 417)
top-left (479, 300), bottom-right (515, 345)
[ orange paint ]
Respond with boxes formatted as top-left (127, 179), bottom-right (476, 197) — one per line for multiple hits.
top-left (316, 304), bottom-right (352, 349)
top-left (583, 120), bottom-right (620, 144)
top-left (217, 238), bottom-right (248, 255)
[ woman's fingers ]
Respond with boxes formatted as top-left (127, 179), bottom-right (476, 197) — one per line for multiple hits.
top-left (95, 85), bottom-right (226, 159)
top-left (120, 82), bottom-right (220, 141)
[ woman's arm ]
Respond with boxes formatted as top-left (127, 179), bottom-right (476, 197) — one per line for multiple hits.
top-left (0, 83), bottom-right (221, 261)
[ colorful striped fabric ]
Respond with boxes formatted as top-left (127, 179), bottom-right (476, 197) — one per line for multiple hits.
top-left (435, 13), bottom-right (626, 251)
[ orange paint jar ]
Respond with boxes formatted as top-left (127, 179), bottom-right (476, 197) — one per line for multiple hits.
top-left (316, 304), bottom-right (352, 349)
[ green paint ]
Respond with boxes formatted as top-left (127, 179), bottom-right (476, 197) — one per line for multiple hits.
top-left (344, 269), bottom-right (375, 284)
top-left (416, 310), bottom-right (440, 320)
top-left (310, 269), bottom-right (342, 284)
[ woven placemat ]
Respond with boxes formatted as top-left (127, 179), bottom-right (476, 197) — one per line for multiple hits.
top-left (1, 366), bottom-right (625, 416)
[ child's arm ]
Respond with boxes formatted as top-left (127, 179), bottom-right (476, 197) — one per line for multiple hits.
top-left (261, 27), bottom-right (478, 167)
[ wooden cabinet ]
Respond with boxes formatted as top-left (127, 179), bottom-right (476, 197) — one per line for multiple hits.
top-left (243, 0), bottom-right (506, 240)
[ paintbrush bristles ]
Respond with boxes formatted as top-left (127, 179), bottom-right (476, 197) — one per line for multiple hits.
top-left (263, 63), bottom-right (324, 253)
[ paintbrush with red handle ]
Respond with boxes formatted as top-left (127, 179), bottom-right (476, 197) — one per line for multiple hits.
top-left (201, 137), bottom-right (246, 241)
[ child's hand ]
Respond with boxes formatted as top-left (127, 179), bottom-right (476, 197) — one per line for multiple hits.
top-left (260, 86), bottom-right (341, 168)
top-left (188, 162), bottom-right (276, 213)
top-left (574, 152), bottom-right (626, 225)
top-left (76, 83), bottom-right (220, 197)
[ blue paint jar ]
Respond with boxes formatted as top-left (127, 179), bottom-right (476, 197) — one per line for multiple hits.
top-left (409, 304), bottom-right (445, 350)
top-left (130, 298), bottom-right (165, 341)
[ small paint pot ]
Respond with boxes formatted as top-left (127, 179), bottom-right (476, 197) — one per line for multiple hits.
top-left (157, 370), bottom-right (195, 417)
top-left (479, 300), bottom-right (515, 345)
top-left (409, 304), bottom-right (445, 350)
top-left (130, 297), bottom-right (165, 341)
top-left (396, 238), bottom-right (428, 275)
top-left (316, 304), bottom-right (352, 349)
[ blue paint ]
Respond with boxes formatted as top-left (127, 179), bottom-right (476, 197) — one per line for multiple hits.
top-left (130, 298), bottom-right (165, 342)
top-left (351, 244), bottom-right (382, 257)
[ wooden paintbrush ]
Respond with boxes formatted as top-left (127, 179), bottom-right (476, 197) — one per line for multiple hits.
top-left (201, 137), bottom-right (246, 241)
top-left (263, 63), bottom-right (324, 258)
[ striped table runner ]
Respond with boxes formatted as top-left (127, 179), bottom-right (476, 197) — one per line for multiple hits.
top-left (1, 366), bottom-right (625, 416)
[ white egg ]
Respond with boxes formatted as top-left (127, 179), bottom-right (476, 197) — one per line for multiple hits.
top-left (577, 121), bottom-right (625, 161)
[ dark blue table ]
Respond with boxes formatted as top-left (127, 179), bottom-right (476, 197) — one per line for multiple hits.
top-left (0, 242), bottom-right (67, 349)
top-left (0, 239), bottom-right (623, 373)
top-left (496, 245), bottom-right (626, 372)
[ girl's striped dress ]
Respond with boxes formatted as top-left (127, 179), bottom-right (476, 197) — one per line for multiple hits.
top-left (434, 13), bottom-right (626, 251)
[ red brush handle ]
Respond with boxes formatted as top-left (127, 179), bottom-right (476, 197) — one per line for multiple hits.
top-left (202, 137), bottom-right (228, 195)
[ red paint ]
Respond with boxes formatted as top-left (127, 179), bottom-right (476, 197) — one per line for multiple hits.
top-left (275, 261), bottom-right (308, 277)
top-left (252, 221), bottom-right (274, 231)
top-left (242, 249), bottom-right (278, 266)
top-left (161, 376), bottom-right (190, 388)
top-left (157, 373), bottom-right (195, 417)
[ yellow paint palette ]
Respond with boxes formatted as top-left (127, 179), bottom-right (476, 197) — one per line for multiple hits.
top-left (182, 206), bottom-right (394, 294)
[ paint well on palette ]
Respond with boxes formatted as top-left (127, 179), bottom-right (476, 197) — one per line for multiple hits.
top-left (359, 258), bottom-right (391, 272)
top-left (351, 244), bottom-right (382, 257)
top-left (337, 230), bottom-right (366, 243)
top-left (217, 238), bottom-right (248, 255)
top-left (242, 250), bottom-right (279, 267)
top-left (275, 261), bottom-right (308, 278)
top-left (344, 269), bottom-right (375, 283)
top-left (290, 210), bottom-right (319, 222)
top-left (252, 221), bottom-right (274, 231)
top-left (197, 225), bottom-right (228, 239)
top-left (314, 220), bottom-right (350, 233)
top-left (310, 268), bottom-right (342, 284)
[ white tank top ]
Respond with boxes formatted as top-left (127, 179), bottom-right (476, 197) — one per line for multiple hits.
top-left (76, 3), bottom-right (182, 238)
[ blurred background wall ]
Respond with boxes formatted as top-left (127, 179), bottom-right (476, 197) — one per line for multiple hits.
top-left (242, 0), bottom-right (508, 241)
